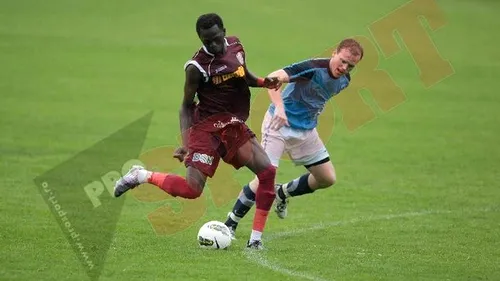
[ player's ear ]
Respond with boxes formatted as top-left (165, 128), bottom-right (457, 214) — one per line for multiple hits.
top-left (222, 28), bottom-right (226, 35)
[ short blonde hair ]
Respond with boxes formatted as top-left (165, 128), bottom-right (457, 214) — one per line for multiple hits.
top-left (337, 38), bottom-right (364, 59)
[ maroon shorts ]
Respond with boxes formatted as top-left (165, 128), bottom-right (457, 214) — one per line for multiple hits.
top-left (184, 114), bottom-right (256, 177)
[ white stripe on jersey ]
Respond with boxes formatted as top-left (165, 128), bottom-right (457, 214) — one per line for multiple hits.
top-left (183, 59), bottom-right (209, 82)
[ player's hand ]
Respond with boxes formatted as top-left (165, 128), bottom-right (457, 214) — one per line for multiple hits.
top-left (173, 147), bottom-right (188, 162)
top-left (263, 77), bottom-right (282, 90)
top-left (270, 105), bottom-right (289, 130)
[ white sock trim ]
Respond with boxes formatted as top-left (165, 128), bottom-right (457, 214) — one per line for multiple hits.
top-left (137, 170), bottom-right (149, 184)
top-left (250, 230), bottom-right (262, 242)
top-left (229, 212), bottom-right (241, 222)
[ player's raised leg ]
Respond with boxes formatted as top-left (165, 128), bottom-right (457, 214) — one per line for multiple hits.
top-left (114, 164), bottom-right (208, 199)
top-left (114, 124), bottom-right (218, 199)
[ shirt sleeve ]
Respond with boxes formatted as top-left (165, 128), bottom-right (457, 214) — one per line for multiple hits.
top-left (282, 59), bottom-right (323, 81)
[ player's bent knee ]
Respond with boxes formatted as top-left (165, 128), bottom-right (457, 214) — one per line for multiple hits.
top-left (184, 166), bottom-right (207, 199)
top-left (317, 173), bottom-right (336, 189)
top-left (185, 190), bottom-right (203, 199)
top-left (185, 178), bottom-right (204, 199)
top-left (249, 176), bottom-right (260, 192)
top-left (256, 165), bottom-right (276, 188)
top-left (184, 183), bottom-right (203, 199)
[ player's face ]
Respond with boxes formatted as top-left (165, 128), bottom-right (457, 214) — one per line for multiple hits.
top-left (199, 25), bottom-right (226, 55)
top-left (330, 48), bottom-right (362, 78)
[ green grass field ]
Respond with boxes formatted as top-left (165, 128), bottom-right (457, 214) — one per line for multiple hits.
top-left (2, 0), bottom-right (500, 280)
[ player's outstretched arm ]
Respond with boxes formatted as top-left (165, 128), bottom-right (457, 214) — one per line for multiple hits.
top-left (244, 67), bottom-right (281, 90)
top-left (243, 68), bottom-right (261, 87)
top-left (174, 65), bottom-right (201, 162)
top-left (266, 59), bottom-right (317, 107)
top-left (266, 59), bottom-right (319, 130)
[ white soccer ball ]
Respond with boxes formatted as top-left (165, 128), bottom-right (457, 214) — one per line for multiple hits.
top-left (197, 220), bottom-right (232, 249)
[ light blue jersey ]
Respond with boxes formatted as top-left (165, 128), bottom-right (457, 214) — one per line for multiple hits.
top-left (269, 58), bottom-right (351, 130)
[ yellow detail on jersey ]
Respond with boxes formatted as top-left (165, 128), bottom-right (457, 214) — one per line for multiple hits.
top-left (212, 66), bottom-right (245, 85)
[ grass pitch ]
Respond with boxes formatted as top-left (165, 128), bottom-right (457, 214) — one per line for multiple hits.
top-left (1, 0), bottom-right (499, 280)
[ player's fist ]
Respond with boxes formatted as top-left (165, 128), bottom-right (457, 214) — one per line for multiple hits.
top-left (173, 147), bottom-right (188, 162)
top-left (263, 77), bottom-right (282, 90)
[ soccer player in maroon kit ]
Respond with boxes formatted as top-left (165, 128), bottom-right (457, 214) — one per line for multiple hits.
top-left (114, 13), bottom-right (287, 249)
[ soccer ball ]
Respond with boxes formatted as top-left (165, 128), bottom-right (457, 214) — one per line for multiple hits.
top-left (197, 220), bottom-right (232, 249)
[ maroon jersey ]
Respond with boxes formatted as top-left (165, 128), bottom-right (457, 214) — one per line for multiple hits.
top-left (184, 36), bottom-right (251, 123)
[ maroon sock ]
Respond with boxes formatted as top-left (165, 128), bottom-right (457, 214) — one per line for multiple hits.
top-left (253, 165), bottom-right (276, 232)
top-left (148, 172), bottom-right (202, 199)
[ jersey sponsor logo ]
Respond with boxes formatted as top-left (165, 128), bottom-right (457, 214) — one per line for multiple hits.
top-left (213, 116), bottom-right (243, 129)
top-left (212, 66), bottom-right (245, 85)
top-left (215, 65), bottom-right (228, 73)
top-left (192, 153), bottom-right (214, 165)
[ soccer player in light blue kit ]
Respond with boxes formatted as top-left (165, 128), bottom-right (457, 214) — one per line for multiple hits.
top-left (224, 38), bottom-right (364, 239)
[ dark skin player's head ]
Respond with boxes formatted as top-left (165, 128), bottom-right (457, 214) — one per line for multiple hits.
top-left (196, 13), bottom-right (226, 56)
